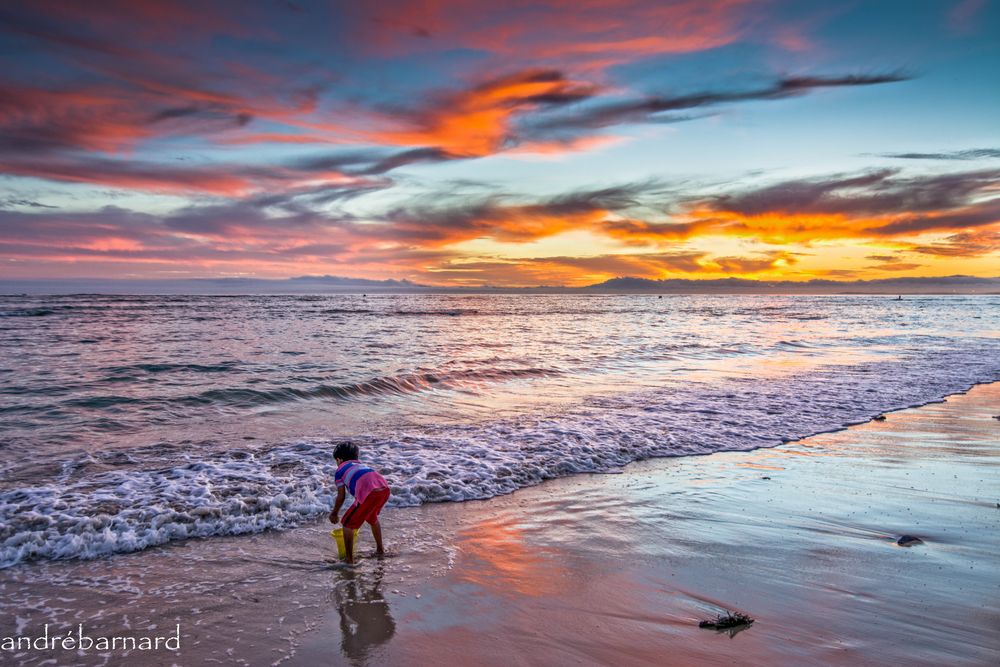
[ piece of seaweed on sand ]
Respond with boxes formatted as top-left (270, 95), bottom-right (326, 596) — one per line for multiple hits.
top-left (699, 612), bottom-right (754, 630)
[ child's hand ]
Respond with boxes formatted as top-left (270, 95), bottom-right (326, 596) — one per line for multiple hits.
top-left (328, 511), bottom-right (338, 524)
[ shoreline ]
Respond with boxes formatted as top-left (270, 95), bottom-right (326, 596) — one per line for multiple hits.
top-left (2, 382), bottom-right (999, 665)
top-left (5, 350), bottom-right (998, 570)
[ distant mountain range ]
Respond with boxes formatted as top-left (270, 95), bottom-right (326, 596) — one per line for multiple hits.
top-left (285, 275), bottom-right (423, 288)
top-left (2, 274), bottom-right (998, 295)
top-left (0, 275), bottom-right (430, 294)
top-left (582, 275), bottom-right (1000, 293)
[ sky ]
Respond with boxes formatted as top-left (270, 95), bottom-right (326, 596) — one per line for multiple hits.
top-left (0, 0), bottom-right (998, 287)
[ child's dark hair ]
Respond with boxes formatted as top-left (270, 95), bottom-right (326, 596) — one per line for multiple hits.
top-left (334, 442), bottom-right (359, 461)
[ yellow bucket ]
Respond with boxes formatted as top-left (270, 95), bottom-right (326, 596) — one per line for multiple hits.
top-left (330, 527), bottom-right (358, 559)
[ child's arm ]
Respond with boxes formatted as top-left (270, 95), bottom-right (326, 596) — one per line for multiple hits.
top-left (329, 487), bottom-right (346, 524)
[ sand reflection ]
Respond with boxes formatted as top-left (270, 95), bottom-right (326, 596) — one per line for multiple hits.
top-left (333, 565), bottom-right (396, 663)
top-left (454, 516), bottom-right (567, 597)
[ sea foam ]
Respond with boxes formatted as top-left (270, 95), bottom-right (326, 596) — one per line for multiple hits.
top-left (2, 345), bottom-right (997, 568)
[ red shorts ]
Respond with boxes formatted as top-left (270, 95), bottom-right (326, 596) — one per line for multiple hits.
top-left (342, 487), bottom-right (390, 530)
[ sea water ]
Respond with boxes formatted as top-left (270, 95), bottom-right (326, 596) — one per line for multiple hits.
top-left (1, 293), bottom-right (997, 567)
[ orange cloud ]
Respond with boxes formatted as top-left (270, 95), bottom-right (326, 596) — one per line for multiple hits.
top-left (418, 249), bottom-right (801, 287)
top-left (600, 169), bottom-right (1000, 246)
top-left (907, 229), bottom-right (1000, 257)
top-left (868, 262), bottom-right (923, 272)
top-left (380, 69), bottom-right (598, 157)
top-left (604, 208), bottom-right (1000, 247)
top-left (672, 203), bottom-right (1000, 245)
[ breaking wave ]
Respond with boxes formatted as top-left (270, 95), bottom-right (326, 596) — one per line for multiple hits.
top-left (2, 345), bottom-right (997, 568)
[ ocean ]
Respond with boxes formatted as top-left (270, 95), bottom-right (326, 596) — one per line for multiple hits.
top-left (1, 293), bottom-right (998, 568)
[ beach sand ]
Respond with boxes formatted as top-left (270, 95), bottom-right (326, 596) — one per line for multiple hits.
top-left (2, 383), bottom-right (998, 666)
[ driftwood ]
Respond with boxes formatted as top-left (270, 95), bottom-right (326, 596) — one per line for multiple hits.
top-left (699, 612), bottom-right (754, 630)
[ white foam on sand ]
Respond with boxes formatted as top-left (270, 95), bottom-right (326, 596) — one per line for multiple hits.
top-left (2, 344), bottom-right (998, 568)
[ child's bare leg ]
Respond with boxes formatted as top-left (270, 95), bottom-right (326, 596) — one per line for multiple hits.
top-left (370, 520), bottom-right (385, 555)
top-left (343, 528), bottom-right (355, 564)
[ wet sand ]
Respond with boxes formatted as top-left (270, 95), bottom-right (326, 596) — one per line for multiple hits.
top-left (2, 383), bottom-right (999, 666)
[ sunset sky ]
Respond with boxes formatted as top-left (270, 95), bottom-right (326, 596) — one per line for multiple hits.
top-left (1, 0), bottom-right (998, 287)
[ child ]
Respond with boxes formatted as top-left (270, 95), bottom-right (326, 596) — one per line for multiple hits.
top-left (329, 442), bottom-right (390, 564)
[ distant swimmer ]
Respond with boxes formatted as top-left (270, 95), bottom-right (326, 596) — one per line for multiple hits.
top-left (896, 295), bottom-right (903, 300)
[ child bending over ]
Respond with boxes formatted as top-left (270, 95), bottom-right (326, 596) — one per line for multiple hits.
top-left (329, 442), bottom-right (390, 564)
